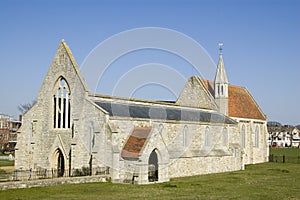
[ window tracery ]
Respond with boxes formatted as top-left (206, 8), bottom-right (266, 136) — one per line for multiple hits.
top-left (54, 77), bottom-right (71, 129)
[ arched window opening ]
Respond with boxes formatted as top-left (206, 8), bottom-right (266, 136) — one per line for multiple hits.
top-left (221, 85), bottom-right (224, 96)
top-left (241, 125), bottom-right (245, 148)
top-left (205, 127), bottom-right (210, 147)
top-left (223, 128), bottom-right (228, 146)
top-left (148, 149), bottom-right (158, 182)
top-left (54, 77), bottom-right (71, 129)
top-left (183, 125), bottom-right (188, 147)
top-left (89, 122), bottom-right (95, 153)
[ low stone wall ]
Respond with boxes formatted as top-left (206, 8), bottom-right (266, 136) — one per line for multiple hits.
top-left (0, 175), bottom-right (109, 190)
top-left (168, 155), bottom-right (242, 178)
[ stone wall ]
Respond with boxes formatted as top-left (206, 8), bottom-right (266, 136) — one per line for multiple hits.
top-left (109, 116), bottom-right (241, 183)
top-left (176, 76), bottom-right (217, 110)
top-left (169, 155), bottom-right (242, 178)
top-left (15, 41), bottom-right (111, 176)
top-left (235, 118), bottom-right (269, 165)
top-left (0, 175), bottom-right (108, 190)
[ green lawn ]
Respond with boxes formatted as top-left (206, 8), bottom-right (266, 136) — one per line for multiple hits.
top-left (270, 148), bottom-right (300, 163)
top-left (0, 160), bottom-right (14, 167)
top-left (0, 162), bottom-right (299, 200)
top-left (0, 152), bottom-right (15, 167)
top-left (270, 147), bottom-right (300, 157)
top-left (0, 159), bottom-right (14, 181)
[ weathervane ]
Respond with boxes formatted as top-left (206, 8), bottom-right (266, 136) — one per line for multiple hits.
top-left (218, 42), bottom-right (223, 54)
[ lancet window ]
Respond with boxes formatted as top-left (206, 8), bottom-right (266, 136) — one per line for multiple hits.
top-left (54, 77), bottom-right (71, 129)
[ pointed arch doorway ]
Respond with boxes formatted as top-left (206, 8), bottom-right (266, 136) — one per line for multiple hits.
top-left (54, 149), bottom-right (65, 177)
top-left (148, 149), bottom-right (158, 182)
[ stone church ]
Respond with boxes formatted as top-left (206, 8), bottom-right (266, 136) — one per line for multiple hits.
top-left (15, 40), bottom-right (268, 184)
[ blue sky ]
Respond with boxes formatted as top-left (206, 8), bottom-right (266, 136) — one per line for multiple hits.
top-left (0, 0), bottom-right (299, 125)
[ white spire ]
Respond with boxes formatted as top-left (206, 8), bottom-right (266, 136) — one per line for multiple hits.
top-left (214, 43), bottom-right (228, 84)
top-left (214, 43), bottom-right (228, 115)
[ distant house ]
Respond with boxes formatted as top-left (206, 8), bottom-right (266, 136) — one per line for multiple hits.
top-left (291, 129), bottom-right (300, 147)
top-left (0, 114), bottom-right (21, 152)
top-left (268, 123), bottom-right (300, 148)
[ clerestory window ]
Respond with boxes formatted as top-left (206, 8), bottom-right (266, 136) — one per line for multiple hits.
top-left (54, 77), bottom-right (71, 129)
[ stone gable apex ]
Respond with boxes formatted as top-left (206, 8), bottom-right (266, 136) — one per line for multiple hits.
top-left (176, 76), bottom-right (218, 110)
top-left (38, 40), bottom-right (89, 99)
top-left (56, 40), bottom-right (89, 92)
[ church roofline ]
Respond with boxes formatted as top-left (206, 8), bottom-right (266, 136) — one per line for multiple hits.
top-left (228, 84), bottom-right (267, 121)
top-left (198, 76), bottom-right (267, 121)
top-left (95, 100), bottom-right (237, 124)
top-left (89, 93), bottom-right (176, 106)
top-left (59, 40), bottom-right (90, 93)
top-left (90, 92), bottom-right (215, 112)
top-left (241, 86), bottom-right (267, 120)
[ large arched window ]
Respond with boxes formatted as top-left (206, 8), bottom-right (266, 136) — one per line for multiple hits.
top-left (54, 77), bottom-right (71, 129)
top-left (240, 125), bottom-right (245, 148)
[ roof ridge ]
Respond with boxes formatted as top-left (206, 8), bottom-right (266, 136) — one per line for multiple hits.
top-left (90, 93), bottom-right (177, 106)
top-left (91, 93), bottom-right (214, 111)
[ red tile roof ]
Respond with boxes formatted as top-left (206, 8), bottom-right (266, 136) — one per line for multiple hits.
top-left (228, 85), bottom-right (266, 120)
top-left (200, 79), bottom-right (266, 120)
top-left (121, 127), bottom-right (152, 159)
top-left (201, 79), bottom-right (215, 95)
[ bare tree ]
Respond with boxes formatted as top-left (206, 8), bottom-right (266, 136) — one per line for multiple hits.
top-left (18, 99), bottom-right (37, 114)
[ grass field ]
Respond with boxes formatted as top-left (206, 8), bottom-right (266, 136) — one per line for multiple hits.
top-left (0, 162), bottom-right (299, 200)
top-left (1, 149), bottom-right (300, 199)
top-left (270, 148), bottom-right (300, 163)
top-left (0, 160), bottom-right (14, 167)
top-left (270, 147), bottom-right (300, 157)
top-left (0, 158), bottom-right (14, 181)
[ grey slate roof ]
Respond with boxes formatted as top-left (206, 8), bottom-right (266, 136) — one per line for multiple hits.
top-left (95, 101), bottom-right (236, 124)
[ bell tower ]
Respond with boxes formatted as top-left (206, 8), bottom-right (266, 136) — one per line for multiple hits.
top-left (214, 43), bottom-right (228, 115)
